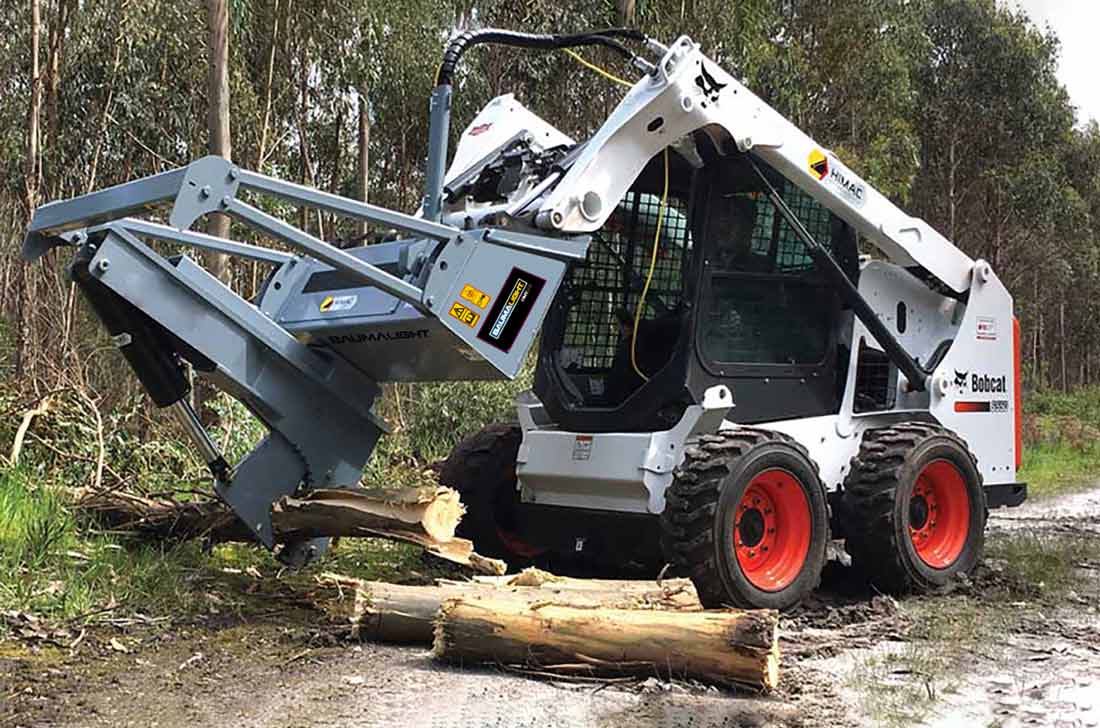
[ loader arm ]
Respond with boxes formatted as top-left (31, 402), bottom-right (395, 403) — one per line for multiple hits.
top-left (536, 36), bottom-right (976, 296)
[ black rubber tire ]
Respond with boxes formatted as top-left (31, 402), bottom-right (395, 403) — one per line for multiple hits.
top-left (435, 423), bottom-right (524, 561)
top-left (841, 422), bottom-right (986, 594)
top-left (661, 429), bottom-right (830, 610)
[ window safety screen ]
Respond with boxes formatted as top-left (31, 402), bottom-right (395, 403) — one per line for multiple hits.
top-left (701, 180), bottom-right (837, 366)
top-left (559, 190), bottom-right (692, 375)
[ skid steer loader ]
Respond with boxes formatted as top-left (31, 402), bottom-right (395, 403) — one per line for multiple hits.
top-left (24, 29), bottom-right (1025, 609)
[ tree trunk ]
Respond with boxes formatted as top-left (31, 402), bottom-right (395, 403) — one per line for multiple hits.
top-left (323, 570), bottom-right (702, 644)
top-left (1060, 302), bottom-right (1068, 392)
top-left (204, 0), bottom-right (232, 260)
top-left (432, 597), bottom-right (780, 690)
top-left (356, 81), bottom-right (370, 238)
top-left (16, 0), bottom-right (44, 381)
top-left (199, 0), bottom-right (233, 424)
top-left (616, 0), bottom-right (636, 25)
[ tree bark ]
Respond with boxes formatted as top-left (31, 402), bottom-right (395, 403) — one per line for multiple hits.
top-left (432, 597), bottom-right (780, 690)
top-left (322, 570), bottom-right (702, 644)
top-left (16, 0), bottom-right (44, 380)
top-left (204, 0), bottom-right (232, 259)
top-left (356, 81), bottom-right (370, 238)
top-left (199, 0), bottom-right (233, 424)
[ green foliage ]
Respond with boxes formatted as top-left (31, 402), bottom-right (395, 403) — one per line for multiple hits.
top-left (1026, 385), bottom-right (1100, 425)
top-left (1019, 386), bottom-right (1100, 496)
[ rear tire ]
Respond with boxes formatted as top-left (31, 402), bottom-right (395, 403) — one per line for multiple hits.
top-left (661, 429), bottom-right (830, 610)
top-left (841, 423), bottom-right (986, 594)
top-left (436, 423), bottom-right (536, 562)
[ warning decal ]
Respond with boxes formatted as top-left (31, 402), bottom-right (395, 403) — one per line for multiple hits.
top-left (808, 149), bottom-right (829, 180)
top-left (460, 284), bottom-right (491, 309)
top-left (449, 302), bottom-right (480, 328)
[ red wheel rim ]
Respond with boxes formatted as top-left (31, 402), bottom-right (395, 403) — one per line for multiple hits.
top-left (909, 460), bottom-right (970, 569)
top-left (496, 527), bottom-right (546, 559)
top-left (733, 468), bottom-right (812, 592)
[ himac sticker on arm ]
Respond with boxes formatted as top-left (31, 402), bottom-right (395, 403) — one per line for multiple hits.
top-left (460, 284), bottom-right (491, 309)
top-left (449, 301), bottom-right (480, 328)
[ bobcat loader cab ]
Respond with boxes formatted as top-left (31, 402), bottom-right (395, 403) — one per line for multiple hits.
top-left (25, 30), bottom-right (1024, 609)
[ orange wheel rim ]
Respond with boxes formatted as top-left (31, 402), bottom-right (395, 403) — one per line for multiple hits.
top-left (733, 468), bottom-right (811, 592)
top-left (909, 459), bottom-right (970, 568)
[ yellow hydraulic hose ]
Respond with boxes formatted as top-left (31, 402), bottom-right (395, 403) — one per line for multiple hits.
top-left (630, 148), bottom-right (670, 382)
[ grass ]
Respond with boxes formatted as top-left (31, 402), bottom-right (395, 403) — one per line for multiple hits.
top-left (984, 530), bottom-right (1100, 601)
top-left (1019, 442), bottom-right (1100, 498)
top-left (0, 467), bottom-right (444, 635)
top-left (1019, 386), bottom-right (1100, 497)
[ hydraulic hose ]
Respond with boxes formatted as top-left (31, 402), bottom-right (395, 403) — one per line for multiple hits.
top-left (435, 28), bottom-right (646, 86)
top-left (422, 27), bottom-right (648, 220)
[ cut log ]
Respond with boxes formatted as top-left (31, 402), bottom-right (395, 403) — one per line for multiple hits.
top-left (68, 486), bottom-right (505, 575)
top-left (432, 596), bottom-right (780, 691)
top-left (319, 569), bottom-right (702, 645)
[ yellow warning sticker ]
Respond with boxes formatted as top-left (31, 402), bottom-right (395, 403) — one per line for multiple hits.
top-left (449, 302), bottom-right (480, 328)
top-left (460, 284), bottom-right (491, 309)
top-left (808, 149), bottom-right (829, 180)
top-left (320, 295), bottom-right (335, 312)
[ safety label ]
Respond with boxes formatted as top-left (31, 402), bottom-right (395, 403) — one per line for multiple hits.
top-left (460, 284), bottom-right (491, 309)
top-left (976, 316), bottom-right (998, 341)
top-left (319, 294), bottom-right (357, 313)
top-left (572, 435), bottom-right (593, 461)
top-left (449, 302), bottom-right (480, 328)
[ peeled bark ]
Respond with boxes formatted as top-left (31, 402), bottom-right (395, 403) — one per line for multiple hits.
top-left (432, 597), bottom-right (780, 691)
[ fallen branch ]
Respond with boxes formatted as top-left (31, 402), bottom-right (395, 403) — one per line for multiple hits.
top-left (9, 395), bottom-right (52, 466)
top-left (67, 485), bottom-right (505, 575)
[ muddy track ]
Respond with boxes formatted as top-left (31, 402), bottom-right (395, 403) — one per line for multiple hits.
top-left (2, 486), bottom-right (1099, 728)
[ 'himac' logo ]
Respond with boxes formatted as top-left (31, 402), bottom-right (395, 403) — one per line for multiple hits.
top-left (954, 370), bottom-right (969, 388)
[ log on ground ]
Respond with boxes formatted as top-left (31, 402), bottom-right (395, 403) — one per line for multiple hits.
top-left (69, 486), bottom-right (505, 575)
top-left (321, 569), bottom-right (699, 644)
top-left (432, 596), bottom-right (780, 691)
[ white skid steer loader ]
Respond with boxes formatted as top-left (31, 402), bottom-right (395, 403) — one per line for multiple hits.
top-left (25, 29), bottom-right (1024, 609)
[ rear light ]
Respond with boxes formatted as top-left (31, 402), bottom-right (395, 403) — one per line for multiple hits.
top-left (1013, 317), bottom-right (1022, 471)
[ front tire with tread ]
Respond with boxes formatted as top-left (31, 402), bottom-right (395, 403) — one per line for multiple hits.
top-left (661, 428), bottom-right (830, 610)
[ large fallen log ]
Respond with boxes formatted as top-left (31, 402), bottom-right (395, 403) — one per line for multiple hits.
top-left (432, 596), bottom-right (780, 691)
top-left (321, 569), bottom-right (700, 644)
top-left (70, 485), bottom-right (505, 574)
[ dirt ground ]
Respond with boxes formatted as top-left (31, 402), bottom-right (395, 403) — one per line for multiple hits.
top-left (2, 486), bottom-right (1098, 728)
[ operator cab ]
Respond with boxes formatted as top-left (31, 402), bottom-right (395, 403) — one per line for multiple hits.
top-left (535, 129), bottom-right (861, 432)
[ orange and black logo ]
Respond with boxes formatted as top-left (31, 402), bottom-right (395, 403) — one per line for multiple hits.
top-left (808, 149), bottom-right (829, 181)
